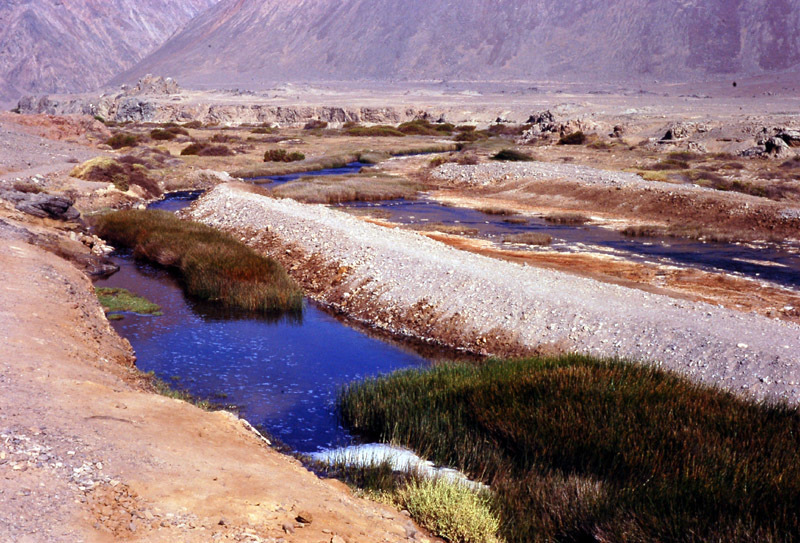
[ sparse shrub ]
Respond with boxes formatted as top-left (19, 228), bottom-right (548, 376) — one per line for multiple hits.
top-left (12, 181), bottom-right (43, 194)
top-left (487, 124), bottom-right (530, 136)
top-left (455, 131), bottom-right (488, 142)
top-left (503, 232), bottom-right (552, 245)
top-left (344, 125), bottom-right (406, 137)
top-left (303, 119), bottom-right (329, 130)
top-left (456, 125), bottom-right (477, 132)
top-left (544, 213), bottom-right (589, 225)
top-left (250, 126), bottom-right (275, 134)
top-left (397, 119), bottom-right (454, 136)
top-left (429, 156), bottom-right (449, 168)
top-left (210, 133), bottom-right (238, 143)
top-left (667, 151), bottom-right (701, 161)
top-left (264, 149), bottom-right (305, 162)
top-left (395, 478), bottom-right (502, 543)
top-left (70, 157), bottom-right (160, 197)
top-left (93, 115), bottom-right (106, 123)
top-left (106, 132), bottom-right (139, 149)
top-left (457, 153), bottom-right (480, 165)
top-left (558, 131), bottom-right (587, 145)
top-left (182, 120), bottom-right (203, 129)
top-left (649, 159), bottom-right (690, 170)
top-left (181, 142), bottom-right (234, 157)
top-left (93, 210), bottom-right (302, 313)
top-left (150, 129), bottom-right (176, 141)
top-left (491, 149), bottom-right (533, 162)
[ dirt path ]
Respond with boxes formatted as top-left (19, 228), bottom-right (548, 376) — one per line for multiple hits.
top-left (187, 184), bottom-right (800, 404)
top-left (0, 216), bottom-right (431, 542)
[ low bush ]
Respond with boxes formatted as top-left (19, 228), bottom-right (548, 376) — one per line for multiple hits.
top-left (340, 356), bottom-right (800, 543)
top-left (544, 213), bottom-right (589, 225)
top-left (150, 129), bottom-right (176, 141)
top-left (648, 159), bottom-right (690, 170)
top-left (303, 119), bottom-right (329, 130)
top-left (491, 149), bottom-right (533, 162)
top-left (180, 142), bottom-right (234, 156)
top-left (395, 478), bottom-right (501, 543)
top-left (70, 157), bottom-right (161, 197)
top-left (454, 131), bottom-right (488, 142)
top-left (557, 131), bottom-right (587, 145)
top-left (502, 232), bottom-right (552, 246)
top-left (264, 149), bottom-right (305, 162)
top-left (12, 181), bottom-right (43, 194)
top-left (487, 124), bottom-right (530, 137)
top-left (106, 132), bottom-right (139, 149)
top-left (398, 119), bottom-right (454, 136)
top-left (271, 175), bottom-right (420, 204)
top-left (250, 126), bottom-right (275, 134)
top-left (182, 120), bottom-right (203, 129)
top-left (93, 210), bottom-right (302, 314)
top-left (344, 125), bottom-right (406, 137)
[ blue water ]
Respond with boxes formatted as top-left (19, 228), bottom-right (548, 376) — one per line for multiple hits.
top-left (95, 256), bottom-right (429, 452)
top-left (247, 161), bottom-right (371, 186)
top-left (344, 199), bottom-right (800, 290)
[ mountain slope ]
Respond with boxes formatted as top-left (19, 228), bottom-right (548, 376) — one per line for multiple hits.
top-left (118, 0), bottom-right (800, 87)
top-left (0, 0), bottom-right (220, 102)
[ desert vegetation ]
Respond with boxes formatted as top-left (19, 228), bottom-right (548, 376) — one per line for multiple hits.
top-left (93, 210), bottom-right (302, 313)
top-left (94, 287), bottom-right (163, 318)
top-left (264, 149), bottom-right (306, 162)
top-left (491, 149), bottom-right (534, 162)
top-left (339, 355), bottom-right (800, 543)
top-left (70, 156), bottom-right (161, 197)
top-left (270, 174), bottom-right (420, 204)
top-left (502, 232), bottom-right (552, 246)
top-left (106, 132), bottom-right (139, 149)
top-left (180, 142), bottom-right (234, 156)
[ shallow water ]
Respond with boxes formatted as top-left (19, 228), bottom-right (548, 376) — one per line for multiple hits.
top-left (344, 198), bottom-right (800, 290)
top-left (95, 255), bottom-right (429, 452)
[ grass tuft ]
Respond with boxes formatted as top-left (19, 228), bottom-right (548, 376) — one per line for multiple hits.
top-left (95, 287), bottom-right (163, 316)
top-left (264, 149), bottom-right (306, 162)
top-left (93, 210), bottom-right (302, 314)
top-left (106, 132), bottom-right (139, 149)
top-left (557, 131), bottom-right (587, 145)
top-left (340, 355), bottom-right (800, 542)
top-left (271, 175), bottom-right (420, 204)
top-left (502, 232), bottom-right (552, 246)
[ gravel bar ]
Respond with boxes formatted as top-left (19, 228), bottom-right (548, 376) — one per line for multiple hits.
top-left (188, 184), bottom-right (800, 403)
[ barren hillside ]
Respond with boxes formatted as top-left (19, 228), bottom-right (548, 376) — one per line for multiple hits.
top-left (117, 0), bottom-right (800, 88)
top-left (0, 0), bottom-right (220, 101)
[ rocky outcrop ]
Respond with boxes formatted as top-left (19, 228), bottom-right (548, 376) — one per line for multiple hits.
top-left (0, 190), bottom-right (80, 221)
top-left (124, 74), bottom-right (181, 96)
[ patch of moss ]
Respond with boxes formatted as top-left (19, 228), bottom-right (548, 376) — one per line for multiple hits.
top-left (95, 287), bottom-right (163, 316)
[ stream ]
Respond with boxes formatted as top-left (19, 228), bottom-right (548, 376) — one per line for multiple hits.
top-left (100, 162), bottom-right (800, 454)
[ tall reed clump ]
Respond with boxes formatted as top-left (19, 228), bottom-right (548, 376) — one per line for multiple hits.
top-left (94, 210), bottom-right (303, 314)
top-left (339, 355), bottom-right (800, 542)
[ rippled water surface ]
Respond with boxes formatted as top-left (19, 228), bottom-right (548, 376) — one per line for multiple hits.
top-left (95, 256), bottom-right (429, 452)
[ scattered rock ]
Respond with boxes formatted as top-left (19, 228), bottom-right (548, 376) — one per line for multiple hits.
top-left (661, 122), bottom-right (694, 141)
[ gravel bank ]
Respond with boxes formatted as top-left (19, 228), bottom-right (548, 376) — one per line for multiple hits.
top-left (188, 184), bottom-right (800, 403)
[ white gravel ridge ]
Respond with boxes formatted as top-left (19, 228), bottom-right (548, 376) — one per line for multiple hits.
top-left (188, 184), bottom-right (800, 403)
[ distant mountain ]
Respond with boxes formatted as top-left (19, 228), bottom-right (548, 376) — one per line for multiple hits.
top-left (117, 0), bottom-right (800, 88)
top-left (0, 0), bottom-right (220, 102)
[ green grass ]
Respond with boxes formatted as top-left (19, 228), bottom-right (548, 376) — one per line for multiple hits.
top-left (93, 210), bottom-right (303, 314)
top-left (339, 355), bottom-right (800, 542)
top-left (95, 287), bottom-right (163, 316)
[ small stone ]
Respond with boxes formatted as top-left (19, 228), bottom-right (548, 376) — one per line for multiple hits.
top-left (295, 510), bottom-right (313, 524)
top-left (282, 523), bottom-right (295, 534)
top-left (331, 536), bottom-right (346, 543)
top-left (218, 517), bottom-right (227, 526)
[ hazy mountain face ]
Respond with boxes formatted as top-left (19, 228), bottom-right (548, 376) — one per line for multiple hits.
top-left (118, 0), bottom-right (800, 88)
top-left (0, 0), bottom-right (220, 101)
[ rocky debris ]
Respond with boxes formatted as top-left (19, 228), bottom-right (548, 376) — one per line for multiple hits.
top-left (777, 129), bottom-right (800, 147)
top-left (124, 74), bottom-right (181, 96)
top-left (756, 126), bottom-right (800, 149)
top-left (187, 184), bottom-right (800, 404)
top-left (765, 136), bottom-right (793, 157)
top-left (660, 122), bottom-right (696, 141)
top-left (0, 189), bottom-right (80, 220)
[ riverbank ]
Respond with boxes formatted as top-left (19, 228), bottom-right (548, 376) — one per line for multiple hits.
top-left (186, 183), bottom-right (800, 404)
top-left (0, 202), bottom-right (432, 541)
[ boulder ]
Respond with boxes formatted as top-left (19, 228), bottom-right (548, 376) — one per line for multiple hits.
top-left (661, 122), bottom-right (694, 141)
top-left (777, 129), bottom-right (800, 148)
top-left (0, 190), bottom-right (80, 221)
top-left (765, 137), bottom-right (793, 158)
